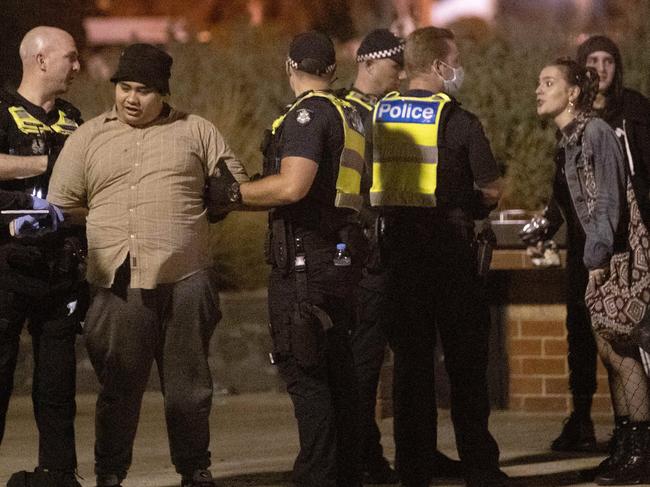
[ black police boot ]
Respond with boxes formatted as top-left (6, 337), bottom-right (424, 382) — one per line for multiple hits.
top-left (95, 473), bottom-right (124, 487)
top-left (431, 450), bottom-right (463, 478)
top-left (181, 469), bottom-right (215, 487)
top-left (550, 412), bottom-right (597, 452)
top-left (17, 468), bottom-right (83, 487)
top-left (596, 417), bottom-right (631, 476)
top-left (594, 423), bottom-right (650, 485)
top-left (465, 468), bottom-right (509, 487)
top-left (362, 457), bottom-right (400, 484)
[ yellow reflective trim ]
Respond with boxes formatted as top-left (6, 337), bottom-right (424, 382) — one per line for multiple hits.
top-left (376, 122), bottom-right (439, 147)
top-left (337, 165), bottom-right (362, 193)
top-left (345, 91), bottom-right (373, 111)
top-left (7, 106), bottom-right (78, 136)
top-left (267, 91), bottom-right (365, 211)
top-left (370, 93), bottom-right (449, 207)
top-left (380, 91), bottom-right (450, 104)
top-left (51, 110), bottom-right (78, 135)
top-left (346, 129), bottom-right (365, 157)
top-left (372, 162), bottom-right (437, 194)
top-left (8, 106), bottom-right (52, 134)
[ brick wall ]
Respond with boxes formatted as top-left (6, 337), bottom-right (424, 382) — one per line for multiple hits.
top-left (506, 304), bottom-right (611, 414)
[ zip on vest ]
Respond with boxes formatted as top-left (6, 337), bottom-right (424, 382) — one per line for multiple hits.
top-left (370, 91), bottom-right (450, 207)
top-left (270, 91), bottom-right (366, 212)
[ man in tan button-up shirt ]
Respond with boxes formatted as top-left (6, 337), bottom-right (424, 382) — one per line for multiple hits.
top-left (48, 43), bottom-right (248, 487)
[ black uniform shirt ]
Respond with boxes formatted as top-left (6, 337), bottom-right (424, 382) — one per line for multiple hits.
top-left (402, 89), bottom-right (500, 215)
top-left (0, 90), bottom-right (82, 242)
top-left (277, 92), bottom-right (345, 227)
top-left (0, 89), bottom-right (82, 194)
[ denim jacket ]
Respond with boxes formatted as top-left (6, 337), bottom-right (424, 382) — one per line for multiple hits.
top-left (559, 117), bottom-right (626, 270)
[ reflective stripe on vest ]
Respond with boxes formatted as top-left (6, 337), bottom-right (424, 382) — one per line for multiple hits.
top-left (370, 91), bottom-right (450, 207)
top-left (8, 106), bottom-right (79, 135)
top-left (270, 91), bottom-right (365, 212)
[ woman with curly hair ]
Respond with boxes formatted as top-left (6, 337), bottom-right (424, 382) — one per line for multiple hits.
top-left (536, 58), bottom-right (650, 485)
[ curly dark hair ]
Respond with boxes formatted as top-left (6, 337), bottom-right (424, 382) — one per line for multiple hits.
top-left (550, 57), bottom-right (600, 114)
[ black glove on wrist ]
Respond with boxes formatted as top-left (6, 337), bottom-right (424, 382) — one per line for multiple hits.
top-left (205, 160), bottom-right (242, 223)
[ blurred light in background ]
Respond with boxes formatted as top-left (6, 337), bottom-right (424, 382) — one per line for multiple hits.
top-left (430, 0), bottom-right (497, 26)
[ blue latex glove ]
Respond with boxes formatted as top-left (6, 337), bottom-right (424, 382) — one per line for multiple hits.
top-left (30, 195), bottom-right (50, 210)
top-left (11, 200), bottom-right (64, 237)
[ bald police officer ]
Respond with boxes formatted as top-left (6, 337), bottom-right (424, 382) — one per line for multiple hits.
top-left (0, 26), bottom-right (83, 487)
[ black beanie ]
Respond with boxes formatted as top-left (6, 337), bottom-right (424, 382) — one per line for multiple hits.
top-left (110, 43), bottom-right (173, 95)
top-left (576, 35), bottom-right (623, 98)
top-left (288, 31), bottom-right (336, 76)
top-left (356, 29), bottom-right (404, 66)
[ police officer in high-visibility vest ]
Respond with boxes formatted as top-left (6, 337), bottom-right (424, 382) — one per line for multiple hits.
top-left (343, 29), bottom-right (405, 127)
top-left (207, 31), bottom-right (367, 487)
top-left (0, 26), bottom-right (83, 487)
top-left (342, 29), bottom-right (462, 484)
top-left (370, 27), bottom-right (505, 487)
top-left (343, 29), bottom-right (404, 486)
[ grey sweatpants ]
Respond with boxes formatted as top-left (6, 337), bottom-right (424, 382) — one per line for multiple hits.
top-left (84, 264), bottom-right (221, 479)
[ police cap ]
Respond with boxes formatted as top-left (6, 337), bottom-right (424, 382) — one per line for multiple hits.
top-left (110, 43), bottom-right (173, 95)
top-left (288, 31), bottom-right (336, 76)
top-left (356, 29), bottom-right (404, 66)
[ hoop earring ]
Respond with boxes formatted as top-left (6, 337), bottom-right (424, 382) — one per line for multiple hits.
top-left (567, 100), bottom-right (575, 114)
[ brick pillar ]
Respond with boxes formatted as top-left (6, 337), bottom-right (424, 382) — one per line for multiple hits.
top-left (506, 304), bottom-right (611, 414)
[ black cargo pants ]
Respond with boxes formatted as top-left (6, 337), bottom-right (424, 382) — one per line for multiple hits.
top-left (0, 288), bottom-right (79, 471)
top-left (351, 271), bottom-right (390, 471)
top-left (267, 230), bottom-right (362, 487)
top-left (380, 217), bottom-right (501, 487)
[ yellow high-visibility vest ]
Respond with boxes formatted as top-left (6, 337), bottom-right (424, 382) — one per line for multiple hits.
top-left (370, 91), bottom-right (450, 207)
top-left (344, 90), bottom-right (374, 112)
top-left (271, 91), bottom-right (365, 212)
top-left (8, 106), bottom-right (79, 135)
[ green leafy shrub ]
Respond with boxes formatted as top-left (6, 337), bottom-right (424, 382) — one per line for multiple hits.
top-left (63, 16), bottom-right (649, 289)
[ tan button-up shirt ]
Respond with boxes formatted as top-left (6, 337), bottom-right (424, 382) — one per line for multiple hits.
top-left (48, 105), bottom-right (248, 289)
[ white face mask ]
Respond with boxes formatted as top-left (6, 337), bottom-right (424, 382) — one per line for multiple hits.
top-left (439, 61), bottom-right (465, 95)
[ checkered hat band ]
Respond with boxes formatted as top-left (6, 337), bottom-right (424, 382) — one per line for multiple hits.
top-left (356, 44), bottom-right (404, 63)
top-left (287, 57), bottom-right (336, 74)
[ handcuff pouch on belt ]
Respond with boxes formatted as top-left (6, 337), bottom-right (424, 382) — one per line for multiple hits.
top-left (266, 217), bottom-right (290, 271)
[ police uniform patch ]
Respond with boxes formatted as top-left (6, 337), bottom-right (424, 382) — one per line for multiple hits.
top-left (296, 109), bottom-right (313, 125)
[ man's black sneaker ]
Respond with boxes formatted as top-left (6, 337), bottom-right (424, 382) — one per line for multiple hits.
top-left (362, 459), bottom-right (400, 484)
top-left (181, 469), bottom-right (215, 487)
top-left (551, 413), bottom-right (597, 452)
top-left (431, 450), bottom-right (463, 478)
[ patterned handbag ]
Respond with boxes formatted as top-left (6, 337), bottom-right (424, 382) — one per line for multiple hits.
top-left (585, 182), bottom-right (650, 345)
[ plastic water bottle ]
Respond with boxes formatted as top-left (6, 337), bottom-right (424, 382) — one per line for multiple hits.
top-left (333, 243), bottom-right (352, 266)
